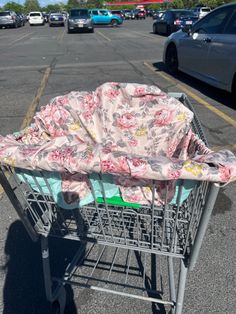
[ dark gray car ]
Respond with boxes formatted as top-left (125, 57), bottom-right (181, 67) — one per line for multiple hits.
top-left (153, 9), bottom-right (197, 35)
top-left (67, 8), bottom-right (94, 33)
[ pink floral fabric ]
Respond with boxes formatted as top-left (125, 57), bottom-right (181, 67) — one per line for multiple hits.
top-left (0, 82), bottom-right (236, 205)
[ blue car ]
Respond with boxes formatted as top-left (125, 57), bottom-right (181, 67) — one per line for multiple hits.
top-left (89, 9), bottom-right (123, 27)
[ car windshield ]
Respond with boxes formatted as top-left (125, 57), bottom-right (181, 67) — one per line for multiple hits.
top-left (30, 13), bottom-right (41, 17)
top-left (174, 11), bottom-right (195, 18)
top-left (70, 10), bottom-right (89, 18)
top-left (0, 12), bottom-right (10, 16)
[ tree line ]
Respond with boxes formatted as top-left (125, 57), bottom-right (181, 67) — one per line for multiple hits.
top-left (0, 0), bottom-right (233, 14)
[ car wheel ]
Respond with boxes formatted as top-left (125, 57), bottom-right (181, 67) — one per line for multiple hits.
top-left (67, 28), bottom-right (71, 34)
top-left (165, 44), bottom-right (179, 74)
top-left (153, 24), bottom-right (157, 34)
top-left (111, 19), bottom-right (118, 27)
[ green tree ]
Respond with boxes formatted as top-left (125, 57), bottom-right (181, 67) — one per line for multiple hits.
top-left (3, 2), bottom-right (24, 13)
top-left (85, 0), bottom-right (104, 9)
top-left (46, 4), bottom-right (62, 12)
top-left (24, 0), bottom-right (41, 12)
top-left (172, 0), bottom-right (184, 9)
top-left (67, 0), bottom-right (80, 10)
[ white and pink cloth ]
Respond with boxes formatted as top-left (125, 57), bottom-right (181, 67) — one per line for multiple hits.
top-left (0, 82), bottom-right (236, 205)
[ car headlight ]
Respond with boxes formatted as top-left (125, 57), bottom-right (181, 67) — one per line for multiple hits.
top-left (69, 19), bottom-right (74, 23)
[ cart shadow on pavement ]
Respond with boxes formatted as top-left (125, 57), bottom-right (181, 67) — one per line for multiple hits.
top-left (1, 220), bottom-right (79, 314)
top-left (152, 62), bottom-right (234, 110)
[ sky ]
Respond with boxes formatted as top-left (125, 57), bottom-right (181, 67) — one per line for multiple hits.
top-left (0, 0), bottom-right (67, 7)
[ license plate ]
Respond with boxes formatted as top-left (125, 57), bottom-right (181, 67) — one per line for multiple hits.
top-left (78, 23), bottom-right (83, 28)
top-left (186, 21), bottom-right (192, 25)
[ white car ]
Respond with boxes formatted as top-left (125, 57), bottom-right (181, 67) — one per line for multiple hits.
top-left (28, 12), bottom-right (44, 26)
top-left (163, 2), bottom-right (236, 100)
top-left (192, 7), bottom-right (211, 19)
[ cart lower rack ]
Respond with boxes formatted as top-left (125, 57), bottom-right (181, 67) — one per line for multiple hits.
top-left (0, 93), bottom-right (220, 314)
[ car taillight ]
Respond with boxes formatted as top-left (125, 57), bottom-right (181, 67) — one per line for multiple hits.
top-left (174, 19), bottom-right (181, 25)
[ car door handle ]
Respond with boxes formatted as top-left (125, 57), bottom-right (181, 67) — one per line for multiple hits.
top-left (204, 37), bottom-right (212, 43)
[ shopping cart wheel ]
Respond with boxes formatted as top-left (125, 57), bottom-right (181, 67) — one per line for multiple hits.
top-left (51, 301), bottom-right (61, 314)
top-left (51, 285), bottom-right (66, 314)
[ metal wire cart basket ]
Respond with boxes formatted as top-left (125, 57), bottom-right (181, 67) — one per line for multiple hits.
top-left (0, 93), bottom-right (220, 314)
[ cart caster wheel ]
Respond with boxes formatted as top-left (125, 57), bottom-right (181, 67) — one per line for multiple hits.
top-left (51, 285), bottom-right (66, 314)
top-left (51, 301), bottom-right (61, 314)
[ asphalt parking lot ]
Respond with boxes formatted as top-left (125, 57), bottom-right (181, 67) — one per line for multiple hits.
top-left (0, 19), bottom-right (236, 314)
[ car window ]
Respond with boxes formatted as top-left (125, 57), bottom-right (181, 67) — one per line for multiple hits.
top-left (202, 8), bottom-right (211, 12)
top-left (165, 12), bottom-right (172, 21)
top-left (0, 12), bottom-right (11, 16)
top-left (160, 12), bottom-right (166, 20)
top-left (173, 11), bottom-right (193, 18)
top-left (224, 11), bottom-right (236, 34)
top-left (91, 10), bottom-right (98, 16)
top-left (70, 10), bottom-right (88, 18)
top-left (192, 6), bottom-right (232, 34)
top-left (30, 13), bottom-right (41, 17)
top-left (100, 10), bottom-right (109, 16)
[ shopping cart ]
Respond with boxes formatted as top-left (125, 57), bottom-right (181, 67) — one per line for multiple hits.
top-left (0, 93), bottom-right (220, 314)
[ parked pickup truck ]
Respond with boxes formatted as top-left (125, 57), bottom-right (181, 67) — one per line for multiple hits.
top-left (89, 9), bottom-right (123, 26)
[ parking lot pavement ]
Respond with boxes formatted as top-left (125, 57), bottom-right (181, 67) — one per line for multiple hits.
top-left (0, 19), bottom-right (236, 314)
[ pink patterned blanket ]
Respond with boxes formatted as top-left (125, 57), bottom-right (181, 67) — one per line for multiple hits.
top-left (0, 82), bottom-right (236, 205)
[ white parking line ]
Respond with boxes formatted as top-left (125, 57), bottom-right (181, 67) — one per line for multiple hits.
top-left (9, 32), bottom-right (34, 45)
top-left (96, 31), bottom-right (111, 41)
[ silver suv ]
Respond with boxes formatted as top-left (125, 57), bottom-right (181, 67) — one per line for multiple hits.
top-left (67, 8), bottom-right (94, 33)
top-left (0, 11), bottom-right (21, 28)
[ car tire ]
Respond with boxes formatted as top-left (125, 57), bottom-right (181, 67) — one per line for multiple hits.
top-left (165, 44), bottom-right (179, 74)
top-left (111, 19), bottom-right (118, 27)
top-left (153, 24), bottom-right (157, 34)
top-left (67, 28), bottom-right (71, 34)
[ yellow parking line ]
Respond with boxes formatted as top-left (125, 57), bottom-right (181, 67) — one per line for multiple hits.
top-left (211, 144), bottom-right (236, 151)
top-left (57, 29), bottom-right (65, 42)
top-left (130, 30), bottom-right (158, 40)
top-left (9, 32), bottom-right (34, 45)
top-left (58, 29), bottom-right (66, 43)
top-left (96, 31), bottom-right (111, 41)
top-left (0, 67), bottom-right (51, 194)
top-left (21, 67), bottom-right (51, 129)
top-left (144, 62), bottom-right (236, 128)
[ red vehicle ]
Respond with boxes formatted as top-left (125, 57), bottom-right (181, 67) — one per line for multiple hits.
top-left (111, 10), bottom-right (125, 20)
top-left (134, 9), bottom-right (146, 20)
